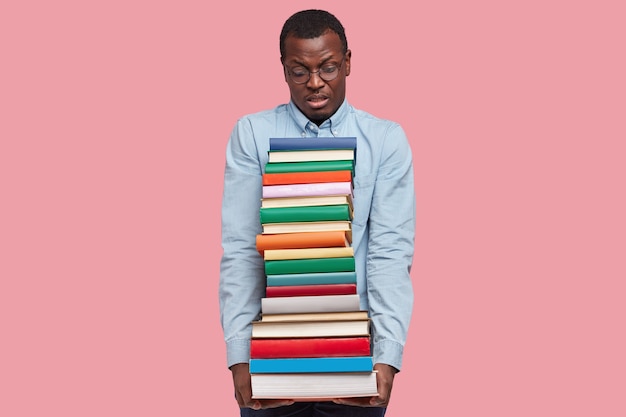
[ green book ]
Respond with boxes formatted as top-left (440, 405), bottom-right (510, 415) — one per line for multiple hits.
top-left (266, 271), bottom-right (357, 286)
top-left (260, 204), bottom-right (352, 224)
top-left (265, 257), bottom-right (356, 275)
top-left (264, 160), bottom-right (355, 174)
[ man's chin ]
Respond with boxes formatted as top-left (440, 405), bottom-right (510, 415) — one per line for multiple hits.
top-left (294, 101), bottom-right (334, 125)
top-left (304, 109), bottom-right (332, 125)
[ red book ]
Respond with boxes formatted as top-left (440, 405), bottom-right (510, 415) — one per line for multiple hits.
top-left (262, 170), bottom-right (353, 186)
top-left (250, 337), bottom-right (371, 359)
top-left (265, 283), bottom-right (357, 298)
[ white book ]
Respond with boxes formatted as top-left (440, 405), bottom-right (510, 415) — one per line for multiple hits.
top-left (261, 294), bottom-right (361, 315)
top-left (251, 371), bottom-right (378, 400)
top-left (262, 220), bottom-right (352, 236)
top-left (261, 194), bottom-right (353, 209)
top-left (264, 247), bottom-right (355, 261)
top-left (252, 318), bottom-right (370, 338)
top-left (268, 149), bottom-right (355, 163)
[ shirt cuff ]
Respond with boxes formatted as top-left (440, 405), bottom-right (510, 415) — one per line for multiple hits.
top-left (372, 339), bottom-right (405, 371)
top-left (226, 338), bottom-right (251, 368)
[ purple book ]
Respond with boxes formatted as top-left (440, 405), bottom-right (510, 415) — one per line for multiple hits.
top-left (262, 181), bottom-right (353, 199)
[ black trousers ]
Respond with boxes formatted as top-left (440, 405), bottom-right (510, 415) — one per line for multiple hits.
top-left (240, 402), bottom-right (386, 417)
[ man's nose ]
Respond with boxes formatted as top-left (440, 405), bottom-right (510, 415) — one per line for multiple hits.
top-left (306, 71), bottom-right (325, 89)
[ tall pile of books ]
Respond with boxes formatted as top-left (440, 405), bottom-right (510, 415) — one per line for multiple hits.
top-left (249, 137), bottom-right (378, 400)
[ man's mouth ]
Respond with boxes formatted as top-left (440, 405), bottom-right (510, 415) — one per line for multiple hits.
top-left (306, 95), bottom-right (329, 109)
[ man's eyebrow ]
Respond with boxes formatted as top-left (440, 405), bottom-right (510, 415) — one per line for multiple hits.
top-left (288, 55), bottom-right (337, 68)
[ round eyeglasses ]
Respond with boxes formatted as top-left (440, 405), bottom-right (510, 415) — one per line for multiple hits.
top-left (285, 57), bottom-right (345, 84)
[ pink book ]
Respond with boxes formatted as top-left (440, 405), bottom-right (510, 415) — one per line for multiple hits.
top-left (262, 181), bottom-right (353, 199)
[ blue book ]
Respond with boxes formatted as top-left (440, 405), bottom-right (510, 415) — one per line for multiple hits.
top-left (266, 271), bottom-right (357, 286)
top-left (269, 137), bottom-right (357, 151)
top-left (249, 356), bottom-right (373, 374)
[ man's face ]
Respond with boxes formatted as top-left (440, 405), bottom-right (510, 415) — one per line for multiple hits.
top-left (282, 31), bottom-right (351, 125)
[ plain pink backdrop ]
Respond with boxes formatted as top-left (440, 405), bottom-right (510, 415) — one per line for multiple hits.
top-left (2, 1), bottom-right (625, 416)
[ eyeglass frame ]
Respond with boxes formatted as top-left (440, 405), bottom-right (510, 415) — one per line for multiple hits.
top-left (284, 56), bottom-right (346, 85)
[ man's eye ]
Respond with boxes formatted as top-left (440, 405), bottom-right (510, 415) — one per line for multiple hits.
top-left (321, 66), bottom-right (337, 74)
top-left (291, 67), bottom-right (308, 77)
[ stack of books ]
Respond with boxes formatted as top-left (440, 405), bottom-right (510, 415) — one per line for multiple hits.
top-left (249, 137), bottom-right (379, 400)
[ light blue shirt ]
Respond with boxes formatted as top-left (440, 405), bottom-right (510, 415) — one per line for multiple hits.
top-left (220, 99), bottom-right (415, 370)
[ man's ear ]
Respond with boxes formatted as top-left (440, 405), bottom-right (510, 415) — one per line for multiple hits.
top-left (280, 57), bottom-right (288, 82)
top-left (344, 49), bottom-right (352, 76)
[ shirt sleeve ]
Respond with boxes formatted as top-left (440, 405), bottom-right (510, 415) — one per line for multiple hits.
top-left (219, 117), bottom-right (265, 368)
top-left (367, 123), bottom-right (416, 371)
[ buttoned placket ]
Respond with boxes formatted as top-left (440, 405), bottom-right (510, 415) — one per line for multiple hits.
top-left (302, 121), bottom-right (340, 138)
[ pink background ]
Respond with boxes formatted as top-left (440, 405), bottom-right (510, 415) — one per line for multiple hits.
top-left (2, 1), bottom-right (625, 416)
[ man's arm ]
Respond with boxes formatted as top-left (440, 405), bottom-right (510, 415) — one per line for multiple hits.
top-left (219, 118), bottom-right (265, 368)
top-left (220, 119), bottom-right (298, 409)
top-left (337, 124), bottom-right (415, 407)
top-left (367, 123), bottom-right (415, 369)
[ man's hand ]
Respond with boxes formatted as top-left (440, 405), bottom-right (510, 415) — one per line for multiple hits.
top-left (332, 363), bottom-right (397, 407)
top-left (230, 363), bottom-right (295, 410)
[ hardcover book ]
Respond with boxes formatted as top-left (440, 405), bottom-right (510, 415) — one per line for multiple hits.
top-left (256, 231), bottom-right (351, 254)
top-left (249, 356), bottom-right (373, 374)
top-left (262, 221), bottom-right (352, 237)
top-left (265, 283), bottom-right (357, 298)
top-left (260, 194), bottom-right (353, 211)
top-left (269, 137), bottom-right (357, 151)
top-left (265, 271), bottom-right (357, 287)
top-left (250, 372), bottom-right (378, 400)
top-left (259, 310), bottom-right (369, 322)
top-left (251, 317), bottom-right (370, 338)
top-left (264, 160), bottom-right (354, 174)
top-left (262, 181), bottom-right (353, 199)
top-left (263, 246), bottom-right (354, 261)
top-left (268, 149), bottom-right (355, 164)
top-left (260, 294), bottom-right (361, 315)
top-left (262, 170), bottom-right (353, 186)
top-left (250, 337), bottom-right (371, 359)
top-left (264, 256), bottom-right (355, 275)
top-left (259, 204), bottom-right (352, 224)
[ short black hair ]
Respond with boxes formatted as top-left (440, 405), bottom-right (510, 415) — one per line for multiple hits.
top-left (280, 9), bottom-right (348, 59)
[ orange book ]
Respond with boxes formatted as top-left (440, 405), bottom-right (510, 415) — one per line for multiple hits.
top-left (256, 231), bottom-right (351, 255)
top-left (262, 170), bottom-right (352, 186)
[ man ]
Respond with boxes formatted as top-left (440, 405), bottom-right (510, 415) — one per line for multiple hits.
top-left (220, 9), bottom-right (415, 416)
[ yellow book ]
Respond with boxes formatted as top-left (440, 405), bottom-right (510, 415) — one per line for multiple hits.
top-left (264, 246), bottom-right (354, 261)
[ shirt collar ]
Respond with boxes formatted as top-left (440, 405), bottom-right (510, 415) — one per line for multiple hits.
top-left (287, 99), bottom-right (350, 136)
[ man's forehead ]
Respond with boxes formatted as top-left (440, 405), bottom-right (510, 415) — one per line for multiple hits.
top-left (283, 32), bottom-right (343, 60)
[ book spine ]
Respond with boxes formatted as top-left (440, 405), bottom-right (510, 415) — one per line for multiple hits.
top-left (250, 372), bottom-right (378, 399)
top-left (262, 182), bottom-right (353, 199)
top-left (259, 311), bottom-right (368, 322)
top-left (266, 271), bottom-right (357, 286)
top-left (260, 204), bottom-right (352, 224)
top-left (250, 337), bottom-right (371, 359)
top-left (262, 170), bottom-right (353, 186)
top-left (265, 283), bottom-right (357, 297)
top-left (269, 137), bottom-right (357, 151)
top-left (264, 247), bottom-right (354, 261)
top-left (264, 257), bottom-right (355, 275)
top-left (264, 160), bottom-right (355, 174)
top-left (261, 195), bottom-right (353, 210)
top-left (268, 149), bottom-right (355, 163)
top-left (256, 231), bottom-right (349, 254)
top-left (249, 356), bottom-right (373, 374)
top-left (262, 221), bottom-right (352, 236)
top-left (261, 294), bottom-right (361, 314)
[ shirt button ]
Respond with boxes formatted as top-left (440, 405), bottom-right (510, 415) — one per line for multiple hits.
top-left (301, 132), bottom-right (306, 137)
top-left (332, 130), bottom-right (339, 136)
